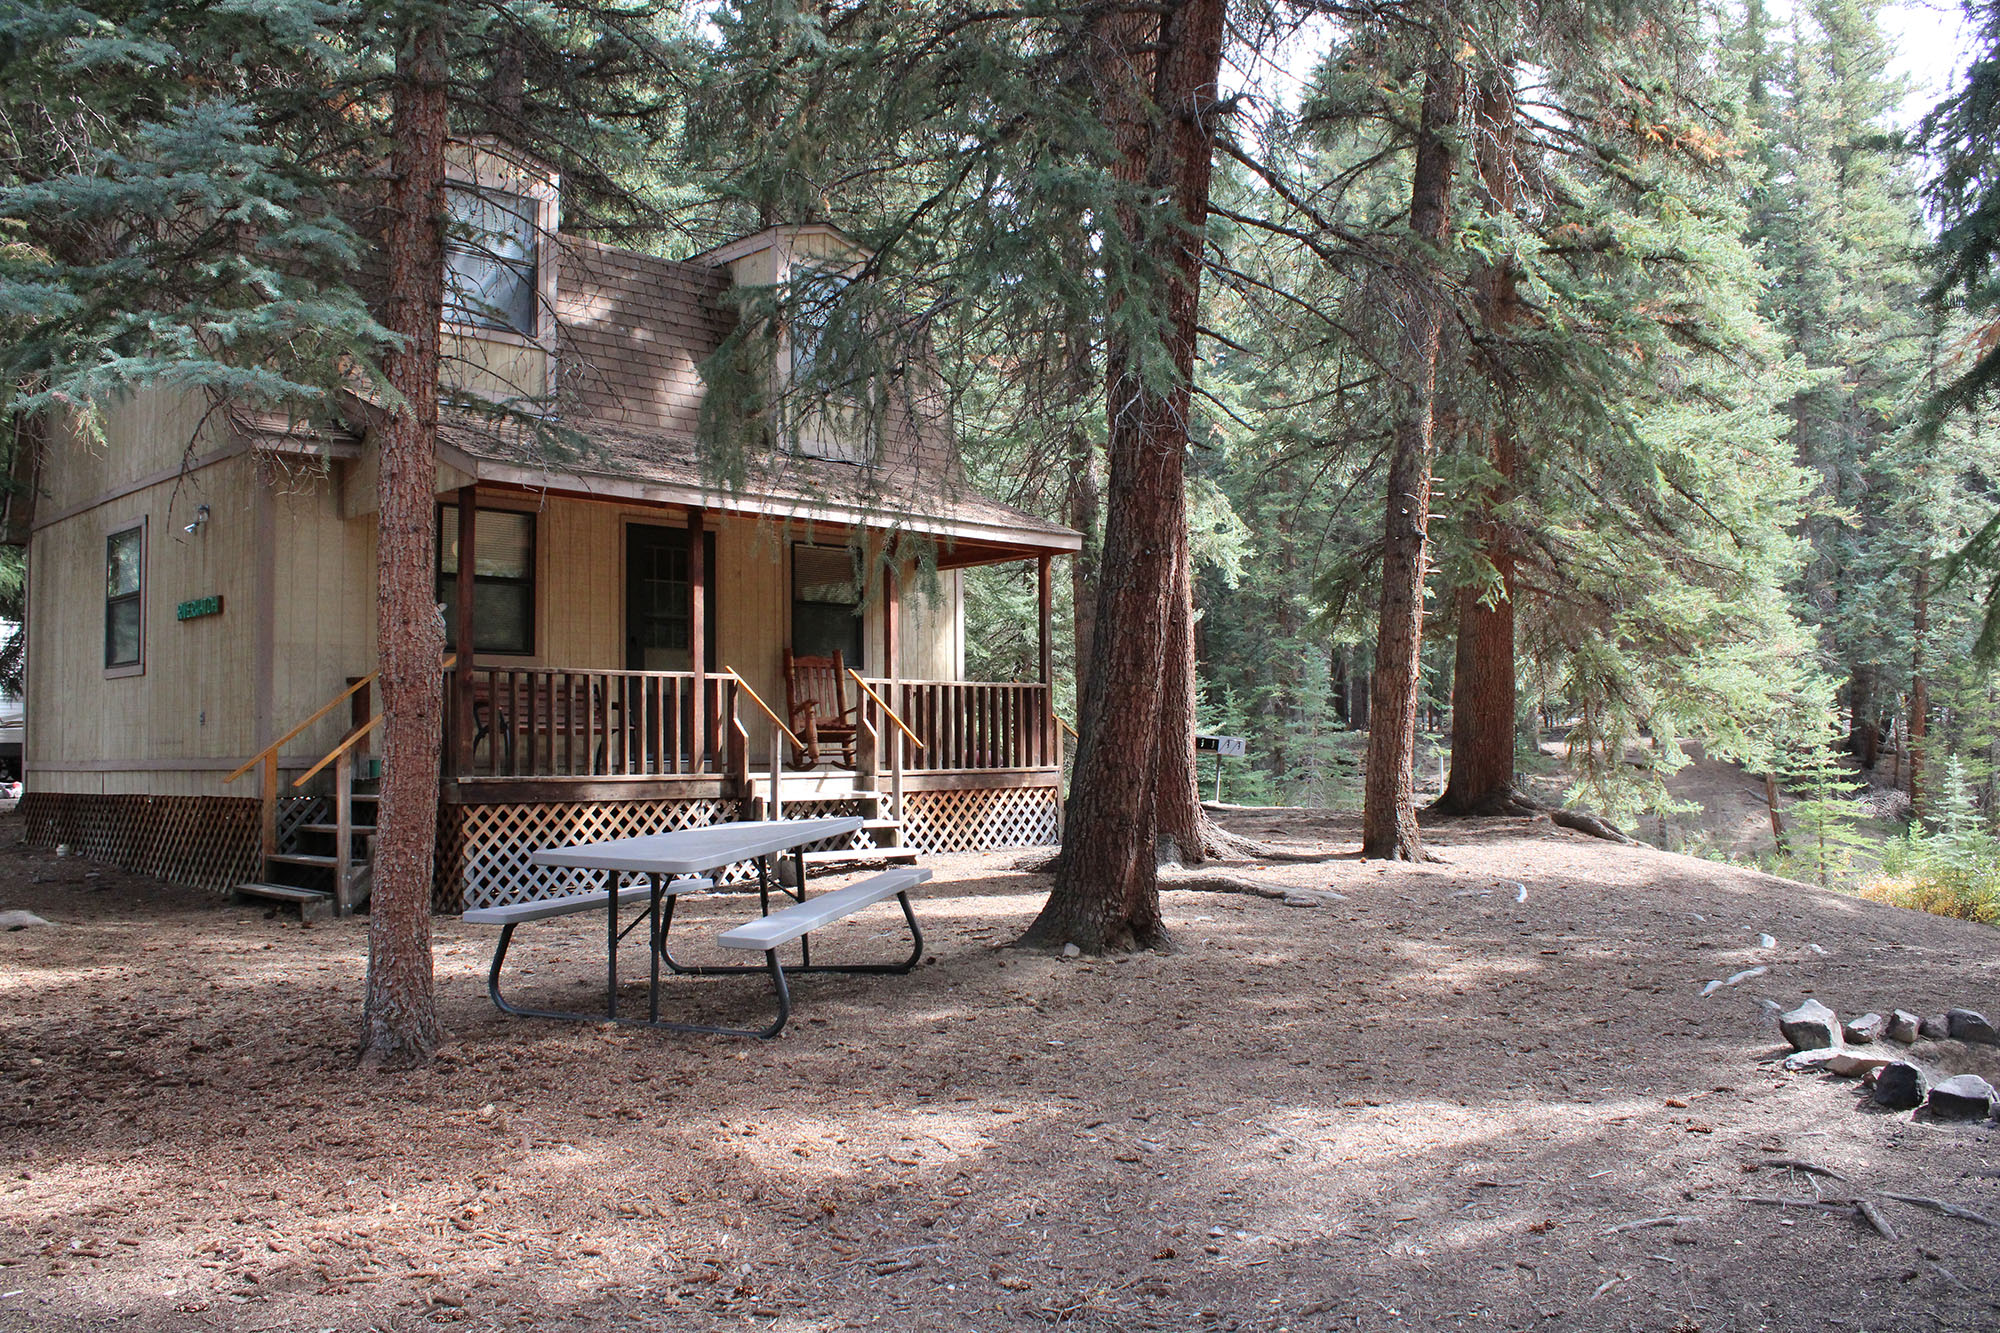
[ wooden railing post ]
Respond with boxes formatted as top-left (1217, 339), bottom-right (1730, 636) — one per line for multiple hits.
top-left (726, 679), bottom-right (748, 784)
top-left (333, 748), bottom-right (353, 916)
top-left (259, 756), bottom-right (278, 860)
top-left (890, 683), bottom-right (905, 821)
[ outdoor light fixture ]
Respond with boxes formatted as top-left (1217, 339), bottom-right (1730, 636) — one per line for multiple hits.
top-left (183, 504), bottom-right (209, 536)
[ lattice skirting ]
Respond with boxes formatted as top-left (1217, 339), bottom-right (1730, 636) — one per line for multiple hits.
top-left (900, 785), bottom-right (1060, 854)
top-left (439, 796), bottom-right (748, 912)
top-left (21, 792), bottom-right (266, 896)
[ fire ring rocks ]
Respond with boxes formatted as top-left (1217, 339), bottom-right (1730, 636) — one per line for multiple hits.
top-left (1774, 999), bottom-right (1999, 1123)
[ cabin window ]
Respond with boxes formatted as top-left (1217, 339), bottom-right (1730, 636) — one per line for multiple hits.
top-left (104, 522), bottom-right (144, 674)
top-left (437, 506), bottom-right (535, 655)
top-left (791, 543), bottom-right (864, 667)
top-left (443, 186), bottom-right (539, 337)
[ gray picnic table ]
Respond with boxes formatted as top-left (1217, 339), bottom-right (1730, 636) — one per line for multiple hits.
top-left (461, 817), bottom-right (929, 1037)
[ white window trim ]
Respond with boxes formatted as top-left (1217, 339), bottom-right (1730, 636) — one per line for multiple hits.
top-left (104, 516), bottom-right (146, 679)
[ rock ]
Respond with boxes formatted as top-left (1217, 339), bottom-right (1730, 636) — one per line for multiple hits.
top-left (1874, 1062), bottom-right (1932, 1111)
top-left (1886, 1010), bottom-right (1922, 1044)
top-left (1785, 1048), bottom-right (1894, 1077)
top-left (0, 910), bottom-right (49, 931)
top-left (1946, 1009), bottom-right (2000, 1046)
top-left (1280, 894), bottom-right (1322, 908)
top-left (1927, 1074), bottom-right (1997, 1120)
top-left (1920, 1014), bottom-right (1950, 1040)
top-left (1061, 943), bottom-right (1081, 959)
top-left (1826, 1050), bottom-right (1896, 1077)
top-left (1844, 1013), bottom-right (1884, 1044)
top-left (1780, 999), bottom-right (1842, 1052)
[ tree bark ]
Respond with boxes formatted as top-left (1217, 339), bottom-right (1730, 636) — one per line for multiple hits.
top-left (1845, 665), bottom-right (1879, 770)
top-left (361, 17), bottom-right (449, 1070)
top-left (1155, 526), bottom-right (1215, 860)
top-left (1910, 552), bottom-right (1930, 817)
top-left (1360, 36), bottom-right (1464, 860)
top-left (1023, 0), bottom-right (1225, 951)
top-left (1064, 328), bottom-right (1101, 701)
top-left (1434, 65), bottom-right (1523, 818)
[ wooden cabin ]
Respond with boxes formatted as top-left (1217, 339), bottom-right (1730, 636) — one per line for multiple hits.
top-left (13, 141), bottom-right (1079, 913)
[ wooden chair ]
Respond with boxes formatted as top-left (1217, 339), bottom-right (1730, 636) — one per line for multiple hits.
top-left (783, 650), bottom-right (859, 769)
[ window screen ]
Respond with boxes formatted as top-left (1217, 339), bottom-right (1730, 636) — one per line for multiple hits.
top-left (444, 187), bottom-right (539, 337)
top-left (792, 544), bottom-right (863, 665)
top-left (438, 506), bottom-right (535, 654)
top-left (105, 525), bottom-right (143, 669)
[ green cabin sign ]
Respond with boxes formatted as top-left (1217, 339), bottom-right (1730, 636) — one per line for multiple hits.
top-left (175, 595), bottom-right (223, 622)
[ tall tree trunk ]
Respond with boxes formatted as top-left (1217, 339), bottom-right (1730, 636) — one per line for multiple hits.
top-left (361, 17), bottom-right (449, 1070)
top-left (1910, 551), bottom-right (1930, 817)
top-left (1064, 328), bottom-right (1101, 701)
top-left (1435, 65), bottom-right (1523, 817)
top-left (1156, 528), bottom-right (1212, 860)
top-left (1846, 665), bottom-right (1879, 770)
top-left (1024, 0), bottom-right (1225, 950)
top-left (1360, 37), bottom-right (1464, 861)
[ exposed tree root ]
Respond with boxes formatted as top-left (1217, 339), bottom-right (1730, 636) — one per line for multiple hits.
top-left (1423, 786), bottom-right (1635, 845)
top-left (1549, 809), bottom-right (1636, 844)
top-left (1156, 868), bottom-right (1347, 908)
top-left (1425, 786), bottom-right (1543, 818)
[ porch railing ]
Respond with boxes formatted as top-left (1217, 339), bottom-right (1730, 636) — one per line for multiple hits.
top-left (444, 667), bottom-right (740, 780)
top-left (439, 667), bottom-right (1057, 782)
top-left (864, 679), bottom-right (1057, 772)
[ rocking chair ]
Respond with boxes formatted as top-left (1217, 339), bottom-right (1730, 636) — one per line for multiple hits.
top-left (783, 649), bottom-right (860, 769)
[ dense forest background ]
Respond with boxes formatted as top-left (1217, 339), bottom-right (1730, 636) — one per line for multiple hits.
top-left (921, 0), bottom-right (2000, 913)
top-left (8, 0), bottom-right (2000, 979)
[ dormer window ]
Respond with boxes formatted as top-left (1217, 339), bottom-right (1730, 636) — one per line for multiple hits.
top-left (444, 186), bottom-right (539, 337)
top-left (787, 269), bottom-right (867, 463)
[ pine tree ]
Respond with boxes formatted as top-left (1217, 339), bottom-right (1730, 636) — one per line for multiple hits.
top-left (2, 0), bottom-right (687, 1067)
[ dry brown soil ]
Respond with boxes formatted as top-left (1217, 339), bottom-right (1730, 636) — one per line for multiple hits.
top-left (3, 808), bottom-right (1999, 1333)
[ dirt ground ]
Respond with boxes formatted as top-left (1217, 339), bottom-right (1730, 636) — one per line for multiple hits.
top-left (4, 808), bottom-right (1999, 1333)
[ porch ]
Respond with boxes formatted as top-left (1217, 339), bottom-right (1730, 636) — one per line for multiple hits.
top-left (411, 477), bottom-right (1075, 910)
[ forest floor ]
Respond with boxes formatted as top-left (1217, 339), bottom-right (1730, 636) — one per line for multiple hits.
top-left (4, 808), bottom-right (2000, 1333)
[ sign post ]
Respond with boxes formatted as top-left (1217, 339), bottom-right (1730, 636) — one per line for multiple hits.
top-left (1194, 734), bottom-right (1247, 803)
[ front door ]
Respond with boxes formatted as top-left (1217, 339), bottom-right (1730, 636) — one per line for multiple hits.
top-left (626, 524), bottom-right (717, 672)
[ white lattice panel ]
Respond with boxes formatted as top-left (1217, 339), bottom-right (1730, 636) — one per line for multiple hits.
top-left (442, 798), bottom-right (739, 910)
top-left (901, 786), bottom-right (1060, 854)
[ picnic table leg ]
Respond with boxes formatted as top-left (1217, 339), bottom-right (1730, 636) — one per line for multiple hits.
top-left (648, 872), bottom-right (662, 1022)
top-left (606, 868), bottom-right (618, 1021)
top-left (794, 845), bottom-right (811, 969)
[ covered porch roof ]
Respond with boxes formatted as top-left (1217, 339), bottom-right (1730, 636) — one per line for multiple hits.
top-left (435, 418), bottom-right (1080, 570)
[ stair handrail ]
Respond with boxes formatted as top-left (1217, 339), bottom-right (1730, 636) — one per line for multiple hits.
top-left (846, 669), bottom-right (925, 751)
top-left (294, 715), bottom-right (381, 788)
top-left (722, 666), bottom-right (804, 751)
top-left (293, 652), bottom-right (473, 789)
top-left (1057, 715), bottom-right (1078, 738)
top-left (222, 653), bottom-right (455, 784)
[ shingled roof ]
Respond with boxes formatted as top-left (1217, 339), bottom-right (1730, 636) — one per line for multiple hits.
top-left (432, 235), bottom-right (1078, 564)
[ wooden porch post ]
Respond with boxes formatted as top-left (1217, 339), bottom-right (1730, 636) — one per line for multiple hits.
top-left (1037, 554), bottom-right (1052, 684)
top-left (1037, 553), bottom-right (1054, 765)
top-left (886, 559), bottom-right (903, 815)
top-left (688, 506), bottom-right (707, 770)
top-left (453, 486), bottom-right (476, 776)
top-left (884, 558), bottom-right (900, 682)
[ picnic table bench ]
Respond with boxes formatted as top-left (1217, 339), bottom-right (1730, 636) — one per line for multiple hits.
top-left (462, 818), bottom-right (929, 1038)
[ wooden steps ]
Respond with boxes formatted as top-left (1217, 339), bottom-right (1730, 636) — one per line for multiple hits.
top-left (801, 846), bottom-right (919, 868)
top-left (235, 881), bottom-right (337, 922)
top-left (235, 775), bottom-right (376, 920)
